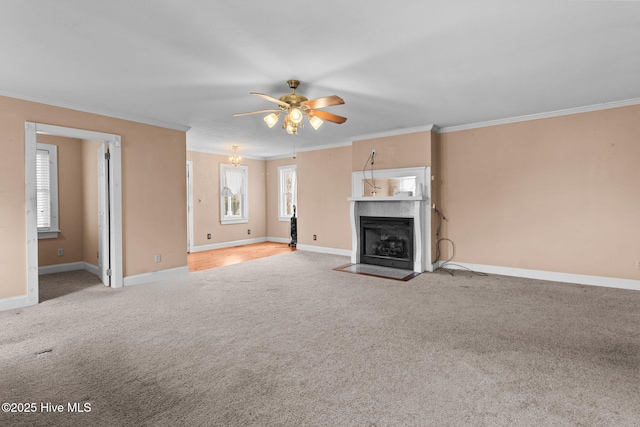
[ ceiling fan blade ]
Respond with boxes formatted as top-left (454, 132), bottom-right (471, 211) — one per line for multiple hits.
top-left (301, 95), bottom-right (345, 110)
top-left (250, 92), bottom-right (290, 108)
top-left (233, 109), bottom-right (282, 117)
top-left (309, 109), bottom-right (347, 124)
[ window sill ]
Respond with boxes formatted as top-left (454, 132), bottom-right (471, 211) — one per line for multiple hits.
top-left (221, 219), bottom-right (248, 225)
top-left (38, 230), bottom-right (61, 239)
top-left (278, 217), bottom-right (293, 222)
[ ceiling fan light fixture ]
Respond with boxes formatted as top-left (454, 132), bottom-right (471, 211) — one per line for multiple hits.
top-left (309, 115), bottom-right (323, 130)
top-left (264, 112), bottom-right (280, 128)
top-left (289, 108), bottom-right (303, 124)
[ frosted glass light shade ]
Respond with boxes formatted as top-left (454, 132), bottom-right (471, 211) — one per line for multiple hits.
top-left (289, 108), bottom-right (303, 124)
top-left (264, 113), bottom-right (280, 128)
top-left (309, 115), bottom-right (323, 130)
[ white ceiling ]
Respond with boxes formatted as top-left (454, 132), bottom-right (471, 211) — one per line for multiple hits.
top-left (2, 1), bottom-right (639, 158)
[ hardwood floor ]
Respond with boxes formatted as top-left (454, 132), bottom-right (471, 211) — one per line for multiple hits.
top-left (188, 241), bottom-right (295, 272)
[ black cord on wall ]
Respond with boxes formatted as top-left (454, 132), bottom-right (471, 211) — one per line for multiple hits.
top-left (432, 207), bottom-right (487, 277)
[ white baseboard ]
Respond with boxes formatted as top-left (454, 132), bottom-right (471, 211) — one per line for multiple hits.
top-left (124, 266), bottom-right (189, 287)
top-left (0, 294), bottom-right (37, 312)
top-left (192, 237), bottom-right (268, 253)
top-left (38, 262), bottom-right (100, 277)
top-left (296, 244), bottom-right (352, 257)
top-left (39, 261), bottom-right (85, 275)
top-left (436, 261), bottom-right (640, 291)
top-left (267, 236), bottom-right (291, 244)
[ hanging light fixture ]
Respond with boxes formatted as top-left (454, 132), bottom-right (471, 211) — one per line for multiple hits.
top-left (234, 80), bottom-right (346, 135)
top-left (229, 145), bottom-right (241, 167)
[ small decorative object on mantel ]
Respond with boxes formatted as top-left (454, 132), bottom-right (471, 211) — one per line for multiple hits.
top-left (229, 145), bottom-right (241, 167)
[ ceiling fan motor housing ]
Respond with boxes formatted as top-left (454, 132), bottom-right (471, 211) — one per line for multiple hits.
top-left (280, 80), bottom-right (308, 108)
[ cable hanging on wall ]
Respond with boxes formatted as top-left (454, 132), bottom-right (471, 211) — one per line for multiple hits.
top-left (432, 206), bottom-right (487, 277)
top-left (362, 150), bottom-right (380, 196)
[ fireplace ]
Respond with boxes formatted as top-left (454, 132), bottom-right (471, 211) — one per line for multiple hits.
top-left (349, 166), bottom-right (432, 273)
top-left (360, 216), bottom-right (414, 270)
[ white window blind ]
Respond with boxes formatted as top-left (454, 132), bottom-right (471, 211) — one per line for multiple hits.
top-left (36, 148), bottom-right (52, 228)
top-left (36, 143), bottom-right (59, 237)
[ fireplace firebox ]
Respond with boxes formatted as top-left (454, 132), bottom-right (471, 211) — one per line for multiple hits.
top-left (360, 216), bottom-right (414, 270)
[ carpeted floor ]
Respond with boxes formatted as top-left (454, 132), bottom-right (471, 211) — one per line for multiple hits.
top-left (1, 251), bottom-right (639, 426)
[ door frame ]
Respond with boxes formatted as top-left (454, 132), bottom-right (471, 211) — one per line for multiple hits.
top-left (186, 160), bottom-right (194, 253)
top-left (24, 122), bottom-right (123, 305)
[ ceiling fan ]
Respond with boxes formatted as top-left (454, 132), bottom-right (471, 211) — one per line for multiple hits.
top-left (234, 80), bottom-right (347, 134)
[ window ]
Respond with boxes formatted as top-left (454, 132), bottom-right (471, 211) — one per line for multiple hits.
top-left (278, 165), bottom-right (297, 221)
top-left (220, 164), bottom-right (248, 224)
top-left (36, 143), bottom-right (60, 238)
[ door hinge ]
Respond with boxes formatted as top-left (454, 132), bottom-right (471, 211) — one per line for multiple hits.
top-left (106, 269), bottom-right (112, 276)
top-left (105, 152), bottom-right (111, 160)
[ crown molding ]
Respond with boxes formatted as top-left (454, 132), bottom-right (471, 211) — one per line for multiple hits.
top-left (0, 91), bottom-right (191, 132)
top-left (264, 140), bottom-right (354, 160)
top-left (352, 124), bottom-right (438, 141)
top-left (186, 145), bottom-right (266, 160)
top-left (438, 97), bottom-right (640, 134)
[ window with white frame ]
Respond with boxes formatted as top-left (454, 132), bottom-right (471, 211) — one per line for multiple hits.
top-left (220, 164), bottom-right (248, 224)
top-left (36, 143), bottom-right (60, 238)
top-left (278, 165), bottom-right (297, 221)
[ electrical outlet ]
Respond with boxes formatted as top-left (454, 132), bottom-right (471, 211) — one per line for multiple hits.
top-left (372, 149), bottom-right (376, 156)
top-left (247, 229), bottom-right (251, 235)
top-left (313, 235), bottom-right (317, 241)
top-left (207, 233), bottom-right (211, 239)
top-left (57, 248), bottom-right (64, 257)
top-left (154, 254), bottom-right (161, 263)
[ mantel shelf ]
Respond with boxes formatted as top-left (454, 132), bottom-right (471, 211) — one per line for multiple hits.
top-left (348, 196), bottom-right (428, 202)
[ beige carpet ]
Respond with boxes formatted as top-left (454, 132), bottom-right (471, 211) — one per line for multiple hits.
top-left (1, 251), bottom-right (639, 426)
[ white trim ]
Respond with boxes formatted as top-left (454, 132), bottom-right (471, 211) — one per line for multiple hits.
top-left (2, 91), bottom-right (190, 132)
top-left (220, 163), bottom-right (249, 224)
top-left (351, 166), bottom-right (430, 199)
top-left (38, 262), bottom-right (85, 275)
top-left (278, 164), bottom-right (297, 221)
top-left (438, 97), bottom-right (640, 134)
top-left (352, 124), bottom-right (437, 142)
top-left (25, 122), bottom-right (125, 309)
top-left (267, 236), bottom-right (291, 244)
top-left (0, 295), bottom-right (36, 312)
top-left (191, 237), bottom-right (268, 253)
top-left (264, 140), bottom-right (353, 160)
top-left (36, 142), bottom-right (59, 237)
top-left (124, 266), bottom-right (189, 287)
top-left (296, 244), bottom-right (352, 257)
top-left (37, 262), bottom-right (100, 276)
top-left (186, 146), bottom-right (266, 160)
top-left (25, 123), bottom-right (40, 308)
top-left (437, 261), bottom-right (640, 292)
top-left (186, 161), bottom-right (194, 253)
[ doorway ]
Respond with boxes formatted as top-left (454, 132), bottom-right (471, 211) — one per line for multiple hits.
top-left (24, 122), bottom-right (123, 306)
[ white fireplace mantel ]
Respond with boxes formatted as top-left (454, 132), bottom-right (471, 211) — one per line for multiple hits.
top-left (349, 167), bottom-right (432, 273)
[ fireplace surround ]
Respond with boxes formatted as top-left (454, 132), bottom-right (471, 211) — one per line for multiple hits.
top-left (349, 167), bottom-right (432, 273)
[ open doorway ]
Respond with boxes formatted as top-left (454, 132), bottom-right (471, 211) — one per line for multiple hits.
top-left (24, 122), bottom-right (123, 306)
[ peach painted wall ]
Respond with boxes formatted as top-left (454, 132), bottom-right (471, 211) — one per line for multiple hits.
top-left (296, 146), bottom-right (352, 250)
top-left (36, 135), bottom-right (84, 266)
top-left (82, 140), bottom-right (101, 267)
top-left (0, 95), bottom-right (187, 300)
top-left (352, 131), bottom-right (431, 171)
top-left (186, 151), bottom-right (266, 246)
top-left (439, 104), bottom-right (640, 280)
top-left (266, 156), bottom-right (298, 240)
